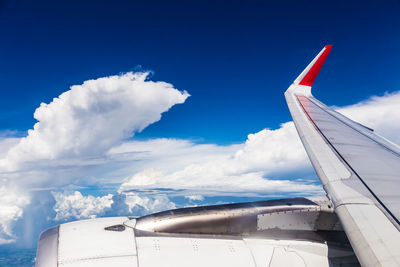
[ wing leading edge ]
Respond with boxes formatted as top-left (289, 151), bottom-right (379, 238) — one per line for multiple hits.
top-left (285, 46), bottom-right (400, 266)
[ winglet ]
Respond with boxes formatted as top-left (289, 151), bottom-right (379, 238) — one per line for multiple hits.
top-left (294, 45), bottom-right (332, 87)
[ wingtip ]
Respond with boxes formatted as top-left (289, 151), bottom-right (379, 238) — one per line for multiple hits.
top-left (294, 45), bottom-right (333, 87)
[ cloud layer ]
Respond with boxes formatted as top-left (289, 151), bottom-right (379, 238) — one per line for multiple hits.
top-left (118, 122), bottom-right (318, 197)
top-left (0, 71), bottom-right (189, 244)
top-left (1, 69), bottom-right (400, 249)
top-left (52, 191), bottom-right (176, 221)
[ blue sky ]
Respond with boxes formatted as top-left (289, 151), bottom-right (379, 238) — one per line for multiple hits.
top-left (1, 0), bottom-right (400, 143)
top-left (1, 0), bottom-right (400, 263)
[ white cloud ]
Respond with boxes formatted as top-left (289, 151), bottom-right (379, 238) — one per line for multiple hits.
top-left (0, 137), bottom-right (20, 158)
top-left (233, 122), bottom-right (310, 174)
top-left (108, 138), bottom-right (241, 174)
top-left (185, 195), bottom-right (204, 201)
top-left (1, 72), bottom-right (189, 171)
top-left (118, 123), bottom-right (319, 197)
top-left (0, 186), bottom-right (29, 244)
top-left (119, 167), bottom-right (320, 198)
top-left (52, 191), bottom-right (113, 221)
top-left (108, 123), bottom-right (309, 180)
top-left (124, 192), bottom-right (176, 214)
top-left (0, 71), bottom-right (189, 243)
top-left (51, 191), bottom-right (176, 221)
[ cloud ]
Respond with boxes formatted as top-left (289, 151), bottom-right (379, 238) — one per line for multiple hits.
top-left (0, 137), bottom-right (20, 158)
top-left (0, 71), bottom-right (189, 244)
top-left (1, 67), bottom-right (400, 249)
top-left (107, 138), bottom-right (241, 173)
top-left (124, 192), bottom-right (176, 214)
top-left (233, 122), bottom-right (310, 174)
top-left (118, 91), bottom-right (400, 198)
top-left (52, 191), bottom-right (176, 221)
top-left (185, 195), bottom-right (204, 201)
top-left (52, 191), bottom-right (113, 221)
top-left (118, 122), bottom-right (319, 197)
top-left (1, 72), bottom-right (189, 171)
top-left (0, 186), bottom-right (29, 245)
top-left (104, 192), bottom-right (176, 217)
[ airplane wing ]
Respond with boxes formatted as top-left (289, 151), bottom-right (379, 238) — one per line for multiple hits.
top-left (36, 46), bottom-right (400, 267)
top-left (285, 45), bottom-right (400, 266)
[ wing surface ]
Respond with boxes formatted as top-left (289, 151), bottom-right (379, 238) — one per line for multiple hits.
top-left (285, 46), bottom-right (400, 267)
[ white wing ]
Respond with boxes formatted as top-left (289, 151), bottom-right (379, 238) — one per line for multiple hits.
top-left (285, 45), bottom-right (400, 266)
top-left (37, 47), bottom-right (397, 267)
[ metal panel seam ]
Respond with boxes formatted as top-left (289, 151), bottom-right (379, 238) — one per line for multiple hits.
top-left (296, 95), bottom-right (400, 227)
top-left (310, 97), bottom-right (400, 159)
top-left (242, 239), bottom-right (259, 267)
top-left (57, 225), bottom-right (60, 267)
top-left (133, 230), bottom-right (140, 267)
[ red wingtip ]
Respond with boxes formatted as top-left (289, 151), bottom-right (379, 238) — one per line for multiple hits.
top-left (298, 45), bottom-right (332, 87)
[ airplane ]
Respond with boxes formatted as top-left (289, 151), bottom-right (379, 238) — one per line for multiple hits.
top-left (35, 46), bottom-right (400, 267)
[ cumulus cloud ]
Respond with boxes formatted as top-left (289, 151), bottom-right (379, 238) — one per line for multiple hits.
top-left (0, 187), bottom-right (29, 244)
top-left (124, 192), bottom-right (176, 214)
top-left (52, 191), bottom-right (113, 221)
top-left (233, 122), bottom-right (310, 174)
top-left (1, 72), bottom-right (189, 171)
top-left (52, 191), bottom-right (175, 221)
top-left (0, 71), bottom-right (189, 244)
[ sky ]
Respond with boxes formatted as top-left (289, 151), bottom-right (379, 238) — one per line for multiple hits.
top-left (1, 0), bottom-right (400, 264)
